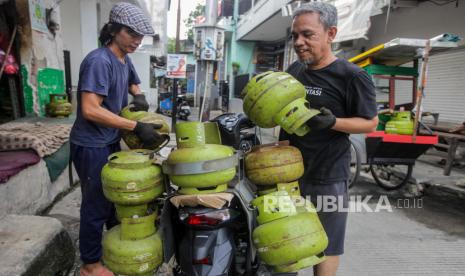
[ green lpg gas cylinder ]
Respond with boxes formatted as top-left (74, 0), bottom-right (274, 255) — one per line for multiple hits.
top-left (203, 122), bottom-right (222, 145)
top-left (175, 121), bottom-right (206, 148)
top-left (245, 145), bottom-right (304, 186)
top-left (274, 98), bottom-right (321, 136)
top-left (163, 144), bottom-right (237, 194)
top-left (101, 150), bottom-right (164, 217)
top-left (103, 213), bottom-right (163, 276)
top-left (242, 71), bottom-right (320, 136)
top-left (120, 105), bottom-right (146, 121)
top-left (385, 111), bottom-right (414, 135)
top-left (256, 181), bottom-right (301, 197)
top-left (252, 191), bottom-right (297, 225)
top-left (120, 106), bottom-right (170, 150)
top-left (253, 211), bottom-right (328, 270)
top-left (45, 94), bottom-right (72, 117)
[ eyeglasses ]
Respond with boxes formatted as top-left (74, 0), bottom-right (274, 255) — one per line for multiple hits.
top-left (124, 27), bottom-right (143, 38)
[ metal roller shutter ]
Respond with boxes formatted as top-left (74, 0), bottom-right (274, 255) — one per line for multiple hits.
top-left (422, 48), bottom-right (465, 124)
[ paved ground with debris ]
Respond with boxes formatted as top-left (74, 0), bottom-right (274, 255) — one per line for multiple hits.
top-left (47, 174), bottom-right (465, 276)
top-left (300, 180), bottom-right (465, 275)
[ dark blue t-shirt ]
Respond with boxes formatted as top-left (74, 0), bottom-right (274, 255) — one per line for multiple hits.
top-left (70, 47), bottom-right (140, 147)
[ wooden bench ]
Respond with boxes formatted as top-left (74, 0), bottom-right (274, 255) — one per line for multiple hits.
top-left (422, 123), bottom-right (465, 176)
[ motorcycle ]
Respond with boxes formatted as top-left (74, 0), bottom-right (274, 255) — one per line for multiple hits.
top-left (170, 180), bottom-right (258, 276)
top-left (177, 94), bottom-right (191, 121)
top-left (157, 92), bottom-right (191, 121)
top-left (159, 114), bottom-right (297, 276)
top-left (210, 113), bottom-right (260, 153)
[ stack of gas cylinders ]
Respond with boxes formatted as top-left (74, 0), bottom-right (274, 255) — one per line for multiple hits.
top-left (100, 149), bottom-right (164, 276)
top-left (162, 121), bottom-right (237, 195)
top-left (241, 70), bottom-right (330, 272)
top-left (245, 143), bottom-right (328, 273)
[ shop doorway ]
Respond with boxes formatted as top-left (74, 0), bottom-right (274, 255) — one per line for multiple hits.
top-left (0, 0), bottom-right (23, 123)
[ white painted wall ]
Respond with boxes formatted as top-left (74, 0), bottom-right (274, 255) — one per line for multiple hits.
top-left (60, 0), bottom-right (82, 87)
top-left (17, 0), bottom-right (66, 115)
top-left (365, 2), bottom-right (465, 49)
top-left (147, 0), bottom-right (169, 57)
top-left (60, 0), bottom-right (166, 109)
top-left (97, 0), bottom-right (112, 30)
top-left (60, 0), bottom-right (103, 87)
top-left (129, 52), bottom-right (158, 108)
top-left (80, 0), bottom-right (99, 57)
top-left (361, 2), bottom-right (465, 124)
top-left (236, 0), bottom-right (289, 40)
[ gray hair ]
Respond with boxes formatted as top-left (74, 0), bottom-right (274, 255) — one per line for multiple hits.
top-left (293, 2), bottom-right (338, 30)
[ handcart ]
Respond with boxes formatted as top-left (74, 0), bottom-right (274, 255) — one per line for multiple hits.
top-left (347, 37), bottom-right (457, 190)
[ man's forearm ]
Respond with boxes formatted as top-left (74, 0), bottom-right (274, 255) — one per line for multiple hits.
top-left (129, 84), bottom-right (142, 96)
top-left (332, 116), bottom-right (378, 134)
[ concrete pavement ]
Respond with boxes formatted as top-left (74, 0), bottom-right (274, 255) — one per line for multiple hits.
top-left (49, 175), bottom-right (465, 276)
top-left (0, 214), bottom-right (75, 276)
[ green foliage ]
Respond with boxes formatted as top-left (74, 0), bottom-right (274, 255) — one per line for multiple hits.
top-left (184, 3), bottom-right (205, 41)
top-left (167, 37), bottom-right (176, 53)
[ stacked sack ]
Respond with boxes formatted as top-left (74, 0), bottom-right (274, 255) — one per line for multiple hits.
top-left (162, 121), bottom-right (237, 195)
top-left (245, 143), bottom-right (328, 273)
top-left (101, 150), bottom-right (164, 276)
top-left (242, 71), bottom-right (320, 136)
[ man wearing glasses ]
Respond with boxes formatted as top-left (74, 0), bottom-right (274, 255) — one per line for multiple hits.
top-left (70, 3), bottom-right (163, 275)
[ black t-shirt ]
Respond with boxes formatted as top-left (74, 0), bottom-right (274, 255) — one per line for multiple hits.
top-left (279, 59), bottom-right (377, 184)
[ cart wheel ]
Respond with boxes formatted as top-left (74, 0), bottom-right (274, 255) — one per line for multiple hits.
top-left (349, 142), bottom-right (361, 189)
top-left (370, 164), bottom-right (413, 190)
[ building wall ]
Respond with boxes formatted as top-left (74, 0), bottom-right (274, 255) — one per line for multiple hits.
top-left (59, 0), bottom-right (167, 110)
top-left (362, 1), bottom-right (465, 123)
top-left (79, 0), bottom-right (99, 59)
top-left (421, 48), bottom-right (465, 123)
top-left (60, 0), bottom-right (101, 88)
top-left (234, 41), bottom-right (256, 75)
top-left (60, 0), bottom-right (82, 88)
top-left (148, 0), bottom-right (169, 57)
top-left (235, 0), bottom-right (289, 40)
top-left (365, 2), bottom-right (465, 49)
top-left (227, 38), bottom-right (255, 100)
top-left (128, 52), bottom-right (157, 107)
top-left (16, 0), bottom-right (66, 116)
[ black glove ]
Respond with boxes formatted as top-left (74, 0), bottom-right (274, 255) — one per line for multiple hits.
top-left (306, 107), bottom-right (336, 131)
top-left (130, 94), bottom-right (149, 111)
top-left (133, 121), bottom-right (165, 148)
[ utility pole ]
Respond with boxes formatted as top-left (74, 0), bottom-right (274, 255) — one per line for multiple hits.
top-left (194, 0), bottom-right (225, 122)
top-left (171, 0), bottom-right (181, 130)
top-left (175, 0), bottom-right (181, 53)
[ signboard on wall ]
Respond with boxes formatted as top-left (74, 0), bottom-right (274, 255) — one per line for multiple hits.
top-left (166, 54), bottom-right (187, 79)
top-left (28, 0), bottom-right (49, 33)
top-left (37, 68), bottom-right (65, 115)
